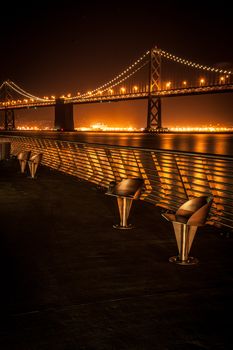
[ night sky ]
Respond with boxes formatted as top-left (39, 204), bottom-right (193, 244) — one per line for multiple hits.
top-left (1, 1), bottom-right (233, 128)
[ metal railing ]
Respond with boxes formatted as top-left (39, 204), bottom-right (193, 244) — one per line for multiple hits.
top-left (2, 135), bottom-right (233, 229)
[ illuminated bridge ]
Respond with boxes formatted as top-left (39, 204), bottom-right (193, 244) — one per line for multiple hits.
top-left (0, 47), bottom-right (232, 131)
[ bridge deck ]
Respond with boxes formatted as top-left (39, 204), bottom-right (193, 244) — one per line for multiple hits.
top-left (1, 84), bottom-right (233, 110)
top-left (0, 158), bottom-right (232, 350)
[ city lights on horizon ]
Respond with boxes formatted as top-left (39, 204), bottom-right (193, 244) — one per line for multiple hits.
top-left (88, 122), bottom-right (140, 132)
top-left (13, 123), bottom-right (233, 133)
top-left (169, 126), bottom-right (232, 132)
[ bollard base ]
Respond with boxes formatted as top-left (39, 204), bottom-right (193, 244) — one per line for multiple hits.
top-left (113, 224), bottom-right (134, 230)
top-left (169, 256), bottom-right (199, 265)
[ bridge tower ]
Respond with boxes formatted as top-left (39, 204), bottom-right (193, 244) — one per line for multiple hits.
top-left (0, 80), bottom-right (16, 130)
top-left (55, 98), bottom-right (74, 131)
top-left (146, 47), bottom-right (162, 131)
top-left (4, 109), bottom-right (15, 130)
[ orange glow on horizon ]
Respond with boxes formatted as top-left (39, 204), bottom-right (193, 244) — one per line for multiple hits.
top-left (14, 124), bottom-right (233, 133)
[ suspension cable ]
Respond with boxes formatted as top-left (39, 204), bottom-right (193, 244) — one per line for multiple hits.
top-left (160, 49), bottom-right (232, 75)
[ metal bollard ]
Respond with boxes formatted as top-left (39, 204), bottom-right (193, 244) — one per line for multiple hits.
top-left (28, 153), bottom-right (43, 179)
top-left (106, 178), bottom-right (144, 229)
top-left (162, 196), bottom-right (213, 265)
top-left (17, 150), bottom-right (31, 174)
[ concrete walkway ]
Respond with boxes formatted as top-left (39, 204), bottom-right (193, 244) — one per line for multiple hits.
top-left (0, 158), bottom-right (232, 350)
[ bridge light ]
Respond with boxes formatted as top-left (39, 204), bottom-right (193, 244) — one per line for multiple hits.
top-left (220, 76), bottom-right (225, 84)
top-left (108, 89), bottom-right (113, 94)
top-left (87, 91), bottom-right (92, 95)
top-left (67, 93), bottom-right (71, 98)
top-left (120, 87), bottom-right (126, 93)
top-left (166, 81), bottom-right (171, 89)
top-left (133, 85), bottom-right (138, 92)
top-left (51, 95), bottom-right (56, 99)
top-left (182, 81), bottom-right (187, 87)
top-left (98, 90), bottom-right (103, 95)
top-left (200, 78), bottom-right (205, 86)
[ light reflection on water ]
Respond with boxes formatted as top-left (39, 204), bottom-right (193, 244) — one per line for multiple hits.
top-left (160, 134), bottom-right (231, 156)
top-left (2, 131), bottom-right (233, 156)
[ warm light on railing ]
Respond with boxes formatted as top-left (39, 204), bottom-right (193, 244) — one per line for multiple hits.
top-left (4, 135), bottom-right (233, 230)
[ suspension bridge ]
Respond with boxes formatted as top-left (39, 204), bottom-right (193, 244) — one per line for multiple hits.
top-left (0, 47), bottom-right (232, 131)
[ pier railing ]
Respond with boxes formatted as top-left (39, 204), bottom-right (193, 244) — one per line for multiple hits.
top-left (2, 135), bottom-right (233, 229)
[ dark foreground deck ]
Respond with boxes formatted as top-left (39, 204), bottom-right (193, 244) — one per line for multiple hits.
top-left (0, 159), bottom-right (232, 350)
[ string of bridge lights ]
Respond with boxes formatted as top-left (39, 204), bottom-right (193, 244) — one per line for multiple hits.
top-left (0, 51), bottom-right (150, 102)
top-left (6, 80), bottom-right (52, 102)
top-left (76, 47), bottom-right (232, 98)
top-left (77, 50), bottom-right (150, 98)
top-left (0, 82), bottom-right (7, 90)
top-left (76, 61), bottom-right (149, 99)
top-left (1, 47), bottom-right (232, 106)
top-left (0, 80), bottom-right (52, 103)
top-left (160, 49), bottom-right (232, 75)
